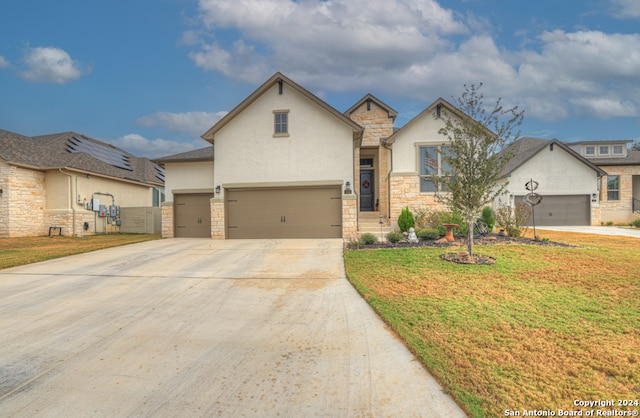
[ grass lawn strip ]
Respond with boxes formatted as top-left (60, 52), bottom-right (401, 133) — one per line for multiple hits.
top-left (0, 234), bottom-right (161, 270)
top-left (344, 231), bottom-right (640, 417)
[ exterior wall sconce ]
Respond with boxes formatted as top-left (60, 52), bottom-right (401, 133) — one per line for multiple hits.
top-left (344, 181), bottom-right (352, 194)
top-left (215, 185), bottom-right (221, 194)
top-left (0, 188), bottom-right (3, 195)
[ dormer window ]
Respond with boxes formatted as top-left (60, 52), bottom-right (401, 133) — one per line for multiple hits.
top-left (613, 145), bottom-right (624, 155)
top-left (273, 110), bottom-right (289, 137)
top-left (585, 146), bottom-right (595, 156)
top-left (599, 146), bottom-right (609, 155)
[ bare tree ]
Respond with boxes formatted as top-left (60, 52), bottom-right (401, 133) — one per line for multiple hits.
top-left (433, 83), bottom-right (524, 257)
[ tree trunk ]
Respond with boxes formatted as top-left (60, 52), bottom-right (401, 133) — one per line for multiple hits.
top-left (467, 221), bottom-right (474, 256)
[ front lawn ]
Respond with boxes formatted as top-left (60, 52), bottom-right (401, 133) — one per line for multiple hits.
top-left (344, 231), bottom-right (640, 417)
top-left (0, 234), bottom-right (161, 270)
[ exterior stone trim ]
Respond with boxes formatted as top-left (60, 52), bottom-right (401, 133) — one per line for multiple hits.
top-left (161, 201), bottom-right (174, 238)
top-left (342, 194), bottom-right (357, 242)
top-left (211, 198), bottom-right (225, 239)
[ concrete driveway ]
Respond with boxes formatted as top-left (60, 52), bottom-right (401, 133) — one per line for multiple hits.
top-left (537, 225), bottom-right (640, 237)
top-left (0, 238), bottom-right (465, 417)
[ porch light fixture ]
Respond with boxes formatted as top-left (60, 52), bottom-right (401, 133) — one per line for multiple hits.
top-left (215, 185), bottom-right (221, 194)
top-left (344, 181), bottom-right (352, 194)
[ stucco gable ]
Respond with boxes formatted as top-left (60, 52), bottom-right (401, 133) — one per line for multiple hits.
top-left (201, 72), bottom-right (363, 144)
top-left (501, 137), bottom-right (607, 178)
top-left (384, 98), bottom-right (467, 145)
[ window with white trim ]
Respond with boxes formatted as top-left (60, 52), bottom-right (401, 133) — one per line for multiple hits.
top-left (599, 146), bottom-right (609, 155)
top-left (613, 145), bottom-right (624, 155)
top-left (585, 146), bottom-right (595, 156)
top-left (419, 145), bottom-right (453, 192)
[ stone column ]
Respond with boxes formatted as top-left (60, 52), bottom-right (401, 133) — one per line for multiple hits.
top-left (211, 198), bottom-right (225, 239)
top-left (342, 194), bottom-right (358, 242)
top-left (161, 201), bottom-right (174, 238)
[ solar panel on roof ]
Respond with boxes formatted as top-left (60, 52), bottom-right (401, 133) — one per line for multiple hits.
top-left (154, 166), bottom-right (165, 182)
top-left (67, 136), bottom-right (132, 171)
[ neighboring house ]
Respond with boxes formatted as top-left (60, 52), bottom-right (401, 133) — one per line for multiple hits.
top-left (0, 129), bottom-right (165, 237)
top-left (497, 137), bottom-right (607, 226)
top-left (159, 72), bottom-right (464, 240)
top-left (567, 140), bottom-right (640, 224)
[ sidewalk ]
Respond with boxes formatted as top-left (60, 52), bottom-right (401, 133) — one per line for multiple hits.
top-left (536, 225), bottom-right (640, 238)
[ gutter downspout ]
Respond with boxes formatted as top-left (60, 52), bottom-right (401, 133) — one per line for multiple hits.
top-left (59, 168), bottom-right (77, 237)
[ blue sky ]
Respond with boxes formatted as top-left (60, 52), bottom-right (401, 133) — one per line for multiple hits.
top-left (1, 0), bottom-right (639, 158)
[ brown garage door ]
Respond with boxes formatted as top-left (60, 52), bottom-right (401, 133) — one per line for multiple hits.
top-left (516, 194), bottom-right (590, 226)
top-left (174, 194), bottom-right (213, 237)
top-left (226, 186), bottom-right (342, 239)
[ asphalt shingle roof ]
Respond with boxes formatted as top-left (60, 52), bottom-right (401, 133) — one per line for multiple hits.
top-left (154, 146), bottom-right (214, 163)
top-left (0, 129), bottom-right (164, 186)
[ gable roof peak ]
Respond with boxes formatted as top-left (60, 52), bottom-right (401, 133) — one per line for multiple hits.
top-left (201, 71), bottom-right (363, 143)
top-left (344, 93), bottom-right (398, 120)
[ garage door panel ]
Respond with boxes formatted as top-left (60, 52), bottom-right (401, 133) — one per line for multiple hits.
top-left (175, 194), bottom-right (213, 238)
top-left (516, 195), bottom-right (590, 226)
top-left (226, 187), bottom-right (342, 239)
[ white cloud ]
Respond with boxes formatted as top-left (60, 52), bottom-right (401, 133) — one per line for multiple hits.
top-left (0, 56), bottom-right (9, 68)
top-left (610, 0), bottom-right (640, 18)
top-left (19, 46), bottom-right (90, 84)
top-left (187, 0), bottom-right (640, 122)
top-left (110, 134), bottom-right (202, 159)
top-left (137, 111), bottom-right (228, 137)
top-left (190, 0), bottom-right (466, 84)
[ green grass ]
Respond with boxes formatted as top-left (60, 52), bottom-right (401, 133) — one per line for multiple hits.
top-left (344, 231), bottom-right (640, 417)
top-left (0, 233), bottom-right (161, 270)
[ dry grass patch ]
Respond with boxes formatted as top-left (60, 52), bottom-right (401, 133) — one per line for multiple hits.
top-left (0, 234), bottom-right (161, 270)
top-left (344, 233), bottom-right (640, 417)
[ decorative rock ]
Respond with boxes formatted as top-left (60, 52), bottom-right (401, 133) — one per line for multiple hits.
top-left (434, 237), bottom-right (450, 244)
top-left (482, 236), bottom-right (497, 242)
top-left (407, 227), bottom-right (419, 243)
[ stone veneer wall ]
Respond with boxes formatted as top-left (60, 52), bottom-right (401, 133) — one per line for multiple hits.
top-left (342, 195), bottom-right (357, 242)
top-left (211, 198), bottom-right (225, 239)
top-left (43, 210), bottom-right (96, 237)
top-left (390, 174), bottom-right (449, 226)
top-left (161, 201), bottom-right (174, 238)
top-left (0, 162), bottom-right (9, 237)
top-left (348, 101), bottom-right (394, 220)
top-left (598, 165), bottom-right (640, 224)
top-left (5, 164), bottom-right (46, 237)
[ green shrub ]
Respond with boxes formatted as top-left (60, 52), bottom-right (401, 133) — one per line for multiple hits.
top-left (481, 206), bottom-right (496, 232)
top-left (360, 232), bottom-right (378, 245)
top-left (416, 228), bottom-right (440, 240)
top-left (506, 226), bottom-right (522, 238)
top-left (386, 231), bottom-right (404, 243)
top-left (631, 218), bottom-right (640, 228)
top-left (398, 207), bottom-right (415, 232)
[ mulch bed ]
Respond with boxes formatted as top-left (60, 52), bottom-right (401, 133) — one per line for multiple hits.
top-left (350, 233), bottom-right (577, 265)
top-left (354, 233), bottom-right (575, 250)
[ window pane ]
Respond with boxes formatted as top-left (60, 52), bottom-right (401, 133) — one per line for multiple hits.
top-left (440, 146), bottom-right (453, 176)
top-left (613, 145), bottom-right (623, 154)
top-left (607, 175), bottom-right (619, 200)
top-left (275, 113), bottom-right (287, 133)
top-left (420, 177), bottom-right (437, 192)
top-left (420, 146), bottom-right (438, 176)
top-left (585, 146), bottom-right (595, 155)
top-left (599, 146), bottom-right (609, 155)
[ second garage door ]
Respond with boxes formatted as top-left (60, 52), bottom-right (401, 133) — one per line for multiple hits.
top-left (226, 186), bottom-right (342, 239)
top-left (516, 194), bottom-right (591, 226)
